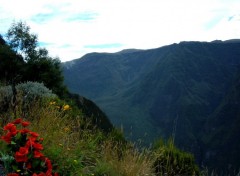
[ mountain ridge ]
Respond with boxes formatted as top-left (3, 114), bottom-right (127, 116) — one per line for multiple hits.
top-left (63, 40), bottom-right (240, 172)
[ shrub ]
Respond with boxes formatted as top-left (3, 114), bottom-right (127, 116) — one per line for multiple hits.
top-left (16, 82), bottom-right (56, 101)
top-left (0, 82), bottom-right (56, 121)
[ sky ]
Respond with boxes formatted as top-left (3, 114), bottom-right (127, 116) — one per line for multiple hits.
top-left (0, 0), bottom-right (240, 62)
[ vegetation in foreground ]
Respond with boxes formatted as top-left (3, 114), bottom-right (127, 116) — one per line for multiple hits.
top-left (0, 82), bottom-right (199, 175)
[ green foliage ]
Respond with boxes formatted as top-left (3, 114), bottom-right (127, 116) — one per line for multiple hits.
top-left (1, 21), bottom-right (67, 97)
top-left (16, 81), bottom-right (56, 99)
top-left (63, 41), bottom-right (240, 172)
top-left (153, 138), bottom-right (200, 176)
top-left (6, 21), bottom-right (37, 61)
top-left (0, 82), bottom-right (56, 113)
top-left (0, 37), bottom-right (25, 85)
top-left (0, 151), bottom-right (14, 174)
top-left (0, 94), bottom-right (156, 175)
top-left (65, 93), bottom-right (113, 133)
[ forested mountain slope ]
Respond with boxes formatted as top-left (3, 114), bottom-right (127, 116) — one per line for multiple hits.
top-left (63, 40), bottom-right (240, 171)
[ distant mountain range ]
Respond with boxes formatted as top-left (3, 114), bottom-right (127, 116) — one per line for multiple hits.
top-left (63, 40), bottom-right (240, 172)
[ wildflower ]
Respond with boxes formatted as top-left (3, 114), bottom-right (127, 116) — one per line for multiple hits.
top-left (4, 123), bottom-right (17, 133)
top-left (21, 121), bottom-right (30, 127)
top-left (29, 132), bottom-right (39, 138)
top-left (15, 151), bottom-right (28, 162)
top-left (1, 118), bottom-right (58, 175)
top-left (1, 132), bottom-right (13, 143)
top-left (34, 150), bottom-right (44, 158)
top-left (33, 143), bottom-right (43, 150)
top-left (64, 127), bottom-right (70, 132)
top-left (18, 147), bottom-right (29, 155)
top-left (63, 104), bottom-right (70, 111)
top-left (49, 101), bottom-right (56, 105)
top-left (19, 128), bottom-right (30, 134)
top-left (13, 118), bottom-right (22, 124)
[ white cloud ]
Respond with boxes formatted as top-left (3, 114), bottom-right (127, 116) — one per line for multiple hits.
top-left (0, 0), bottom-right (240, 61)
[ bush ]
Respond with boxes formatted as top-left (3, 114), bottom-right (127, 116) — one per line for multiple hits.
top-left (0, 82), bottom-right (56, 118)
top-left (16, 82), bottom-right (56, 100)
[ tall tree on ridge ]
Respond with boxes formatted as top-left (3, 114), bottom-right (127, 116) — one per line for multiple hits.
top-left (2, 21), bottom-right (67, 96)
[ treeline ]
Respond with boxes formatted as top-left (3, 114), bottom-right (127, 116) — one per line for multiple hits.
top-left (0, 21), bottom-right (66, 97)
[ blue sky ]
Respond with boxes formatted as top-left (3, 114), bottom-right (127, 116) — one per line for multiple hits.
top-left (0, 0), bottom-right (240, 62)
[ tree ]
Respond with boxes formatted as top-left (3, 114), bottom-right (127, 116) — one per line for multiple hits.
top-left (0, 35), bottom-right (25, 85)
top-left (6, 21), bottom-right (37, 61)
top-left (3, 21), bottom-right (67, 97)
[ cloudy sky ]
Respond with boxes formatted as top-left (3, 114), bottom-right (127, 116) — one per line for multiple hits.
top-left (0, 0), bottom-right (240, 62)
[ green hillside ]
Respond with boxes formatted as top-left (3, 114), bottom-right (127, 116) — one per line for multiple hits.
top-left (63, 40), bottom-right (240, 173)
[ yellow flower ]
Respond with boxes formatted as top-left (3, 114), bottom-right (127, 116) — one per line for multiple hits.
top-left (63, 104), bottom-right (70, 111)
top-left (64, 127), bottom-right (70, 132)
top-left (49, 101), bottom-right (56, 105)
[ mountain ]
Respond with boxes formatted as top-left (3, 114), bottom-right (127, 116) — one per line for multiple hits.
top-left (63, 40), bottom-right (240, 172)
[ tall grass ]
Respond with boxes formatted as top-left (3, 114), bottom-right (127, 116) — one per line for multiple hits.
top-left (0, 83), bottom-right (207, 175)
top-left (0, 90), bottom-right (155, 175)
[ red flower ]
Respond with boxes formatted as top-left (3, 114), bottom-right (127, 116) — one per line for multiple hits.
top-left (2, 118), bottom-right (58, 175)
top-left (26, 137), bottom-right (37, 147)
top-left (34, 150), bottom-right (44, 158)
top-left (1, 132), bottom-right (12, 143)
top-left (7, 173), bottom-right (19, 176)
top-left (15, 147), bottom-right (29, 162)
top-left (29, 132), bottom-right (39, 138)
top-left (19, 147), bottom-right (29, 155)
top-left (46, 169), bottom-right (52, 176)
top-left (4, 123), bottom-right (15, 130)
top-left (4, 123), bottom-right (17, 134)
top-left (33, 143), bottom-right (43, 150)
top-left (21, 121), bottom-right (30, 127)
top-left (15, 151), bottom-right (28, 162)
top-left (12, 118), bottom-right (22, 124)
top-left (20, 128), bottom-right (30, 134)
top-left (45, 158), bottom-right (53, 170)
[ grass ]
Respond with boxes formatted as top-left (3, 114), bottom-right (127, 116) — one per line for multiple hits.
top-left (0, 91), bottom-right (205, 175)
top-left (0, 95), bottom-right (156, 175)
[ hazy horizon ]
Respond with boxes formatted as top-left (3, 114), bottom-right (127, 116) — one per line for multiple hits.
top-left (0, 0), bottom-right (240, 62)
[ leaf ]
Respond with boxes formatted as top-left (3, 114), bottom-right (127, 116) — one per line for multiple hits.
top-left (11, 141), bottom-right (16, 145)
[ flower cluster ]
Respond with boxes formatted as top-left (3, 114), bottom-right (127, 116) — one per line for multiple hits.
top-left (1, 118), bottom-right (58, 176)
top-left (49, 101), bottom-right (70, 111)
